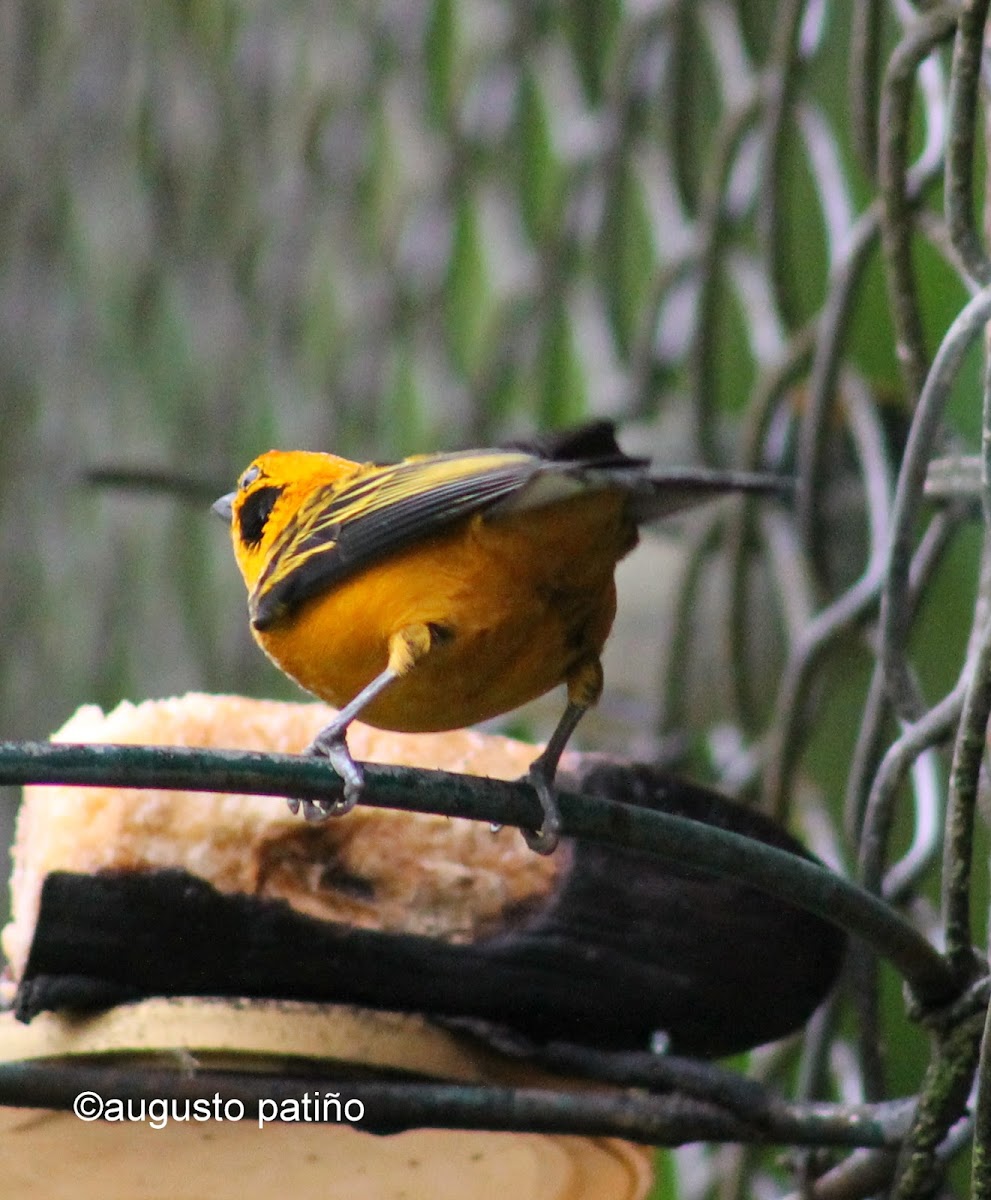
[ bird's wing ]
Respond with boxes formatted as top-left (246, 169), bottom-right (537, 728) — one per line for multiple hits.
top-left (250, 448), bottom-right (556, 627)
top-left (249, 417), bottom-right (789, 627)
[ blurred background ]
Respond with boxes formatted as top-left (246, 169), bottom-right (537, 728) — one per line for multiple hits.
top-left (1, 1), bottom-right (989, 1194)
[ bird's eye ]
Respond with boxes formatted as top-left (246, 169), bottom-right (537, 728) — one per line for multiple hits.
top-left (239, 464), bottom-right (262, 491)
top-left (238, 485), bottom-right (283, 547)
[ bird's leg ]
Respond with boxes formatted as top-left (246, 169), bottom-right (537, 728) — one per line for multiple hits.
top-left (522, 657), bottom-right (603, 855)
top-left (293, 666), bottom-right (400, 820)
top-left (291, 624), bottom-right (437, 822)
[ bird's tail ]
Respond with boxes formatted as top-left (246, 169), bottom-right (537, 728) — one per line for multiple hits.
top-left (501, 419), bottom-right (791, 522)
top-left (611, 467), bottom-right (793, 524)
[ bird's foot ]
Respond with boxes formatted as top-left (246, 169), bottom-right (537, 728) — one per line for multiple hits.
top-left (520, 756), bottom-right (563, 855)
top-left (286, 727), bottom-right (365, 821)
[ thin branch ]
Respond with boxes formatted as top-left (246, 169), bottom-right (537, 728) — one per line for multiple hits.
top-left (943, 613), bottom-right (991, 980)
top-left (0, 739), bottom-right (960, 1008)
top-left (850, 1), bottom-right (885, 181)
top-left (757, 0), bottom-right (807, 328)
top-left (878, 5), bottom-right (958, 404)
top-left (795, 200), bottom-right (880, 551)
top-left (784, 1114), bottom-right (973, 1200)
top-left (762, 375), bottom-right (895, 817)
top-left (946, 0), bottom-right (991, 287)
top-left (858, 683), bottom-right (966, 895)
top-left (687, 84), bottom-right (765, 463)
top-left (893, 1006), bottom-right (985, 1199)
top-left (880, 284), bottom-right (991, 719)
top-left (973, 976), bottom-right (991, 1197)
top-left (0, 1059), bottom-right (918, 1149)
top-left (845, 507), bottom-right (966, 844)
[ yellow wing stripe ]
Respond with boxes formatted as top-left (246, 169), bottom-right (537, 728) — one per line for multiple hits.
top-left (250, 450), bottom-right (540, 627)
top-left (300, 450), bottom-right (531, 532)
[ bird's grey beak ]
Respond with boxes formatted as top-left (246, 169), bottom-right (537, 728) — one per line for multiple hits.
top-left (212, 493), bottom-right (235, 521)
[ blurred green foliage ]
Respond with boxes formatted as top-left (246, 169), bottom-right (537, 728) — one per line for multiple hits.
top-left (1, 2), bottom-right (989, 1195)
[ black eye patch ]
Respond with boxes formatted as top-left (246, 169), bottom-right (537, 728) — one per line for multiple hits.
top-left (238, 485), bottom-right (284, 547)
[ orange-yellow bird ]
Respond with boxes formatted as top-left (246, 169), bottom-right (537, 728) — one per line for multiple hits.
top-left (214, 421), bottom-right (786, 852)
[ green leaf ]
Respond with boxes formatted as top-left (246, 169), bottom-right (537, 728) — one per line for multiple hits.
top-left (299, 240), bottom-right (341, 387)
top-left (562, 0), bottom-right (621, 103)
top-left (445, 196), bottom-right (489, 377)
top-left (517, 71), bottom-right (562, 240)
top-left (359, 100), bottom-right (397, 250)
top-left (600, 162), bottom-right (656, 358)
top-left (382, 340), bottom-right (424, 457)
top-left (425, 0), bottom-right (456, 124)
top-left (538, 299), bottom-right (586, 427)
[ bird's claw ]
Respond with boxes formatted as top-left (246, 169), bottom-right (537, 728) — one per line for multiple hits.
top-left (523, 819), bottom-right (561, 855)
top-left (521, 759), bottom-right (562, 855)
top-left (285, 790), bottom-right (360, 821)
top-left (286, 728), bottom-right (365, 822)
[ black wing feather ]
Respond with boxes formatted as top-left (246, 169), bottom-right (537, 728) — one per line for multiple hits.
top-left (500, 419), bottom-right (648, 469)
top-left (251, 453), bottom-right (542, 627)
